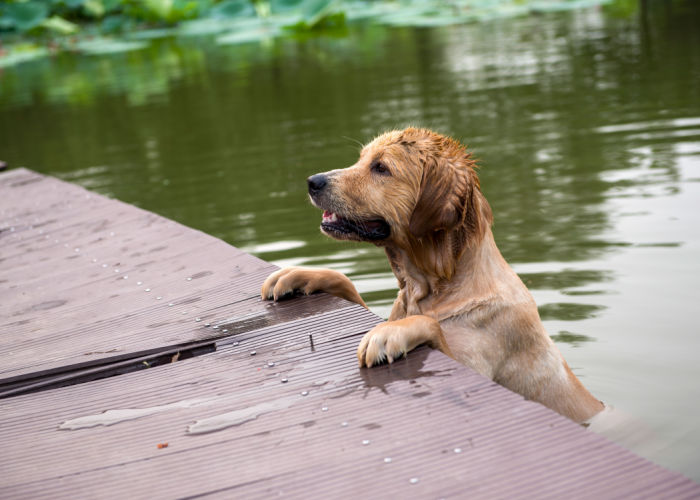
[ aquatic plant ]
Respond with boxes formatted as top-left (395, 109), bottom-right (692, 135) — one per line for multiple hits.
top-left (0, 0), bottom-right (642, 68)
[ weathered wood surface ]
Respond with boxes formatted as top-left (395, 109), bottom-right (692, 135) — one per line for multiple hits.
top-left (1, 168), bottom-right (331, 390)
top-left (1, 168), bottom-right (699, 499)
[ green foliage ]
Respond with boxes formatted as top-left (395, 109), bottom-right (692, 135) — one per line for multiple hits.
top-left (210, 0), bottom-right (256, 19)
top-left (603, 0), bottom-right (638, 18)
top-left (2, 2), bottom-right (50, 32)
top-left (0, 0), bottom-right (632, 66)
top-left (122, 0), bottom-right (202, 23)
top-left (41, 15), bottom-right (80, 34)
top-left (0, 41), bottom-right (49, 68)
top-left (0, 0), bottom-right (204, 33)
top-left (74, 36), bottom-right (148, 53)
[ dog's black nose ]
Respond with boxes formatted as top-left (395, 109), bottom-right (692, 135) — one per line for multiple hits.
top-left (307, 174), bottom-right (328, 194)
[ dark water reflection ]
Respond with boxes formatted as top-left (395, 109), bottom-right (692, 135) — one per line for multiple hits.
top-left (2, 1), bottom-right (700, 480)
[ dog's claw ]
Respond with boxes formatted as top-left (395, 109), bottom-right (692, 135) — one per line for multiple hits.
top-left (358, 326), bottom-right (392, 368)
top-left (261, 268), bottom-right (300, 302)
top-left (357, 318), bottom-right (434, 369)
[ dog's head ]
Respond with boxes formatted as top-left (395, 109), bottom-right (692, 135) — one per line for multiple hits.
top-left (308, 128), bottom-right (492, 278)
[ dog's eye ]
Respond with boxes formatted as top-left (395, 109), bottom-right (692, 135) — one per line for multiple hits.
top-left (370, 161), bottom-right (390, 176)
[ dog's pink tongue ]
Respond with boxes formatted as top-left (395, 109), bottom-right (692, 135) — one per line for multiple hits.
top-left (323, 210), bottom-right (332, 218)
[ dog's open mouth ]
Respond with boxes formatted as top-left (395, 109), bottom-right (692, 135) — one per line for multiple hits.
top-left (320, 210), bottom-right (390, 241)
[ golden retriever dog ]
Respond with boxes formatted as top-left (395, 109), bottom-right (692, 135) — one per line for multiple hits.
top-left (261, 128), bottom-right (604, 423)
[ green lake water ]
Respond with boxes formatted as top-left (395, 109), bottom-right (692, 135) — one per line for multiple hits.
top-left (2, 2), bottom-right (700, 481)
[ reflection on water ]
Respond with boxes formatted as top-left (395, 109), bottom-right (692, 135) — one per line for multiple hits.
top-left (2, 0), bottom-right (700, 481)
top-left (550, 331), bottom-right (595, 346)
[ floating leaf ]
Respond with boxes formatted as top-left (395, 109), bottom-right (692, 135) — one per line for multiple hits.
top-left (178, 18), bottom-right (230, 36)
top-left (3, 1), bottom-right (49, 32)
top-left (343, 1), bottom-right (399, 21)
top-left (378, 12), bottom-right (469, 27)
top-left (216, 24), bottom-right (282, 45)
top-left (179, 16), bottom-right (264, 36)
top-left (270, 0), bottom-right (306, 13)
top-left (102, 0), bottom-right (123, 13)
top-left (254, 1), bottom-right (272, 18)
top-left (0, 43), bottom-right (49, 69)
top-left (74, 37), bottom-right (148, 55)
top-left (299, 0), bottom-right (337, 27)
top-left (144, 0), bottom-right (174, 19)
top-left (41, 16), bottom-right (80, 35)
top-left (83, 0), bottom-right (106, 18)
top-left (127, 27), bottom-right (178, 39)
top-left (64, 0), bottom-right (87, 8)
top-left (101, 14), bottom-right (131, 33)
top-left (530, 0), bottom-right (612, 13)
top-left (210, 0), bottom-right (256, 18)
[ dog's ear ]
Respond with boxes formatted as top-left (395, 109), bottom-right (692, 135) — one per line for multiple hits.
top-left (409, 156), bottom-right (469, 239)
top-left (405, 138), bottom-right (492, 279)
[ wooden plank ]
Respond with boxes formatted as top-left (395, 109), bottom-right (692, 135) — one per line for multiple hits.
top-left (1, 168), bottom-right (698, 499)
top-left (1, 322), bottom-right (698, 499)
top-left (0, 169), bottom-right (340, 386)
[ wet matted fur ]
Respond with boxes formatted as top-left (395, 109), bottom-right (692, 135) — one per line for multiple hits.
top-left (262, 128), bottom-right (604, 422)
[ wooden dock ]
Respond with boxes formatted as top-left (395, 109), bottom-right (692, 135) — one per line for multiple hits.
top-left (2, 168), bottom-right (699, 499)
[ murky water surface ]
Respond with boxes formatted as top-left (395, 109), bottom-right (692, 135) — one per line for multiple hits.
top-left (2, 3), bottom-right (699, 480)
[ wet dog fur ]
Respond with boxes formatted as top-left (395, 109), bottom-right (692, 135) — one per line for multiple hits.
top-left (261, 127), bottom-right (604, 422)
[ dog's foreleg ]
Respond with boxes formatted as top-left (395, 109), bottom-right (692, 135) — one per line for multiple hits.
top-left (261, 267), bottom-right (367, 308)
top-left (357, 315), bottom-right (453, 367)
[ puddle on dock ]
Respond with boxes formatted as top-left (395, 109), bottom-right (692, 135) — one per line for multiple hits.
top-left (187, 395), bottom-right (298, 434)
top-left (58, 391), bottom-right (301, 435)
top-left (59, 397), bottom-right (212, 430)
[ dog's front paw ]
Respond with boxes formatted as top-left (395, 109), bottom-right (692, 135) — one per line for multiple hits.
top-left (357, 316), bottom-right (446, 368)
top-left (357, 322), bottom-right (412, 368)
top-left (261, 267), bottom-right (367, 307)
top-left (261, 267), bottom-right (308, 301)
